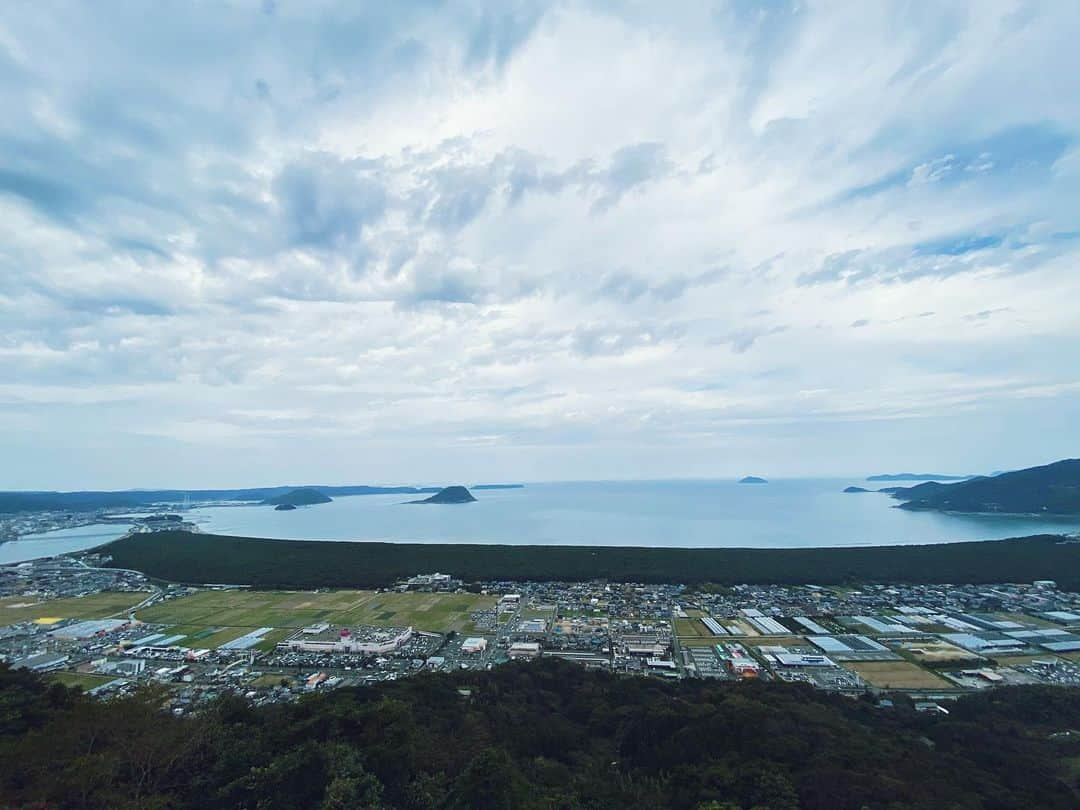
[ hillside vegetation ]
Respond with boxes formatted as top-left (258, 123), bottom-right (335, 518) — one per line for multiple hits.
top-left (892, 458), bottom-right (1080, 514)
top-left (2, 659), bottom-right (1078, 809)
top-left (263, 488), bottom-right (333, 506)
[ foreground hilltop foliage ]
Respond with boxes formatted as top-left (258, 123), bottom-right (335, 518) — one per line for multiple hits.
top-left (2, 660), bottom-right (1079, 809)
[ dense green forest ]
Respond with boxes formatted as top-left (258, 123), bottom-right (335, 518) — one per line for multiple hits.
top-left (2, 659), bottom-right (1078, 809)
top-left (892, 458), bottom-right (1080, 514)
top-left (103, 531), bottom-right (1080, 590)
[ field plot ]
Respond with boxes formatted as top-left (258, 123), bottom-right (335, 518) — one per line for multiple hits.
top-left (675, 618), bottom-right (709, 638)
top-left (519, 604), bottom-right (556, 622)
top-left (843, 661), bottom-right (949, 689)
top-left (136, 589), bottom-right (497, 638)
top-left (995, 653), bottom-right (1065, 666)
top-left (0, 592), bottom-right (148, 625)
top-left (48, 671), bottom-right (119, 691)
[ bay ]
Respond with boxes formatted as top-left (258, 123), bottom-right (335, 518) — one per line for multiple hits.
top-left (0, 523), bottom-right (130, 565)
top-left (186, 478), bottom-right (1080, 548)
top-left (7, 478), bottom-right (1080, 565)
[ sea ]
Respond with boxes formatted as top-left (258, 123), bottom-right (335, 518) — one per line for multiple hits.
top-left (5, 478), bottom-right (1080, 564)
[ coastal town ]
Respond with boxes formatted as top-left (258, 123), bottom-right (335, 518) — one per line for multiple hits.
top-left (4, 551), bottom-right (1080, 716)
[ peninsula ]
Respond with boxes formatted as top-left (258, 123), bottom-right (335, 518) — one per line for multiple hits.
top-left (890, 458), bottom-right (1080, 515)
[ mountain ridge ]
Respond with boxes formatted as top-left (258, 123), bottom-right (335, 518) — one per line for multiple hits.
top-left (890, 458), bottom-right (1080, 515)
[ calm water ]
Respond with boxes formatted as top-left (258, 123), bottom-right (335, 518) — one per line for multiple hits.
top-left (6, 479), bottom-right (1080, 564)
top-left (0, 523), bottom-right (129, 565)
top-left (188, 479), bottom-right (1080, 547)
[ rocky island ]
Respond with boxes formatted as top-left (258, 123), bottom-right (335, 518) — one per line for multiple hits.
top-left (843, 486), bottom-right (870, 493)
top-left (407, 485), bottom-right (477, 504)
top-left (264, 488), bottom-right (332, 507)
top-left (273, 503), bottom-right (297, 511)
top-left (739, 476), bottom-right (768, 484)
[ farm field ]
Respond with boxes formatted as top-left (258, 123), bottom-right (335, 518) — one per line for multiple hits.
top-left (843, 661), bottom-right (950, 689)
top-left (677, 637), bottom-right (725, 648)
top-left (0, 592), bottom-right (149, 625)
top-left (47, 671), bottom-right (120, 691)
top-left (674, 617), bottom-right (709, 637)
top-left (135, 589), bottom-right (498, 637)
top-left (996, 653), bottom-right (1065, 666)
top-left (519, 604), bottom-right (556, 622)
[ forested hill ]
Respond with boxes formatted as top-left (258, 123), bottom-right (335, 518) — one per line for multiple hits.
top-left (263, 488), bottom-right (333, 506)
top-left (2, 659), bottom-right (1079, 809)
top-left (891, 458), bottom-right (1080, 514)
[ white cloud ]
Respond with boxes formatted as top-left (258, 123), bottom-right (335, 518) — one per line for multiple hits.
top-left (1, 0), bottom-right (1079, 487)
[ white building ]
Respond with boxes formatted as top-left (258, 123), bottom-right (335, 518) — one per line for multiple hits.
top-left (461, 637), bottom-right (487, 654)
top-left (508, 641), bottom-right (541, 659)
top-left (287, 627), bottom-right (413, 655)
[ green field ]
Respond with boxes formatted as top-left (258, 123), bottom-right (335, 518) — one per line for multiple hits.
top-left (678, 637), bottom-right (727, 648)
top-left (48, 671), bottom-right (120, 691)
top-left (134, 589), bottom-right (497, 641)
top-left (675, 617), bottom-right (709, 637)
top-left (0, 592), bottom-right (149, 625)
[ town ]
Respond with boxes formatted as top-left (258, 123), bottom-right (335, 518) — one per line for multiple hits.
top-left (3, 552), bottom-right (1080, 717)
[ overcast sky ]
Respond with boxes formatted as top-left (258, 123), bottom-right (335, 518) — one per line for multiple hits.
top-left (2, 1), bottom-right (1079, 489)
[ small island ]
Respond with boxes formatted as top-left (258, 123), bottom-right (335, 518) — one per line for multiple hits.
top-left (843, 486), bottom-right (870, 493)
top-left (407, 485), bottom-right (477, 504)
top-left (739, 476), bottom-right (768, 484)
top-left (264, 488), bottom-right (332, 507)
top-left (274, 503), bottom-right (297, 511)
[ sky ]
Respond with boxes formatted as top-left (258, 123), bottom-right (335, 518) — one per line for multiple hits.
top-left (1, 1), bottom-right (1079, 489)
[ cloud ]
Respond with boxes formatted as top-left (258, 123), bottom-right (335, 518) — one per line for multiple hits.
top-left (273, 153), bottom-right (388, 248)
top-left (1, 1), bottom-right (1080, 485)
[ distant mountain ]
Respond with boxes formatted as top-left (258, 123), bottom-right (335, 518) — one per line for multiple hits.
top-left (0, 484), bottom-right (448, 514)
top-left (890, 459), bottom-right (1080, 515)
top-left (407, 486), bottom-right (477, 504)
top-left (843, 486), bottom-right (870, 493)
top-left (263, 488), bottom-right (332, 507)
top-left (472, 484), bottom-right (525, 490)
top-left (739, 476), bottom-right (768, 484)
top-left (867, 473), bottom-right (972, 482)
